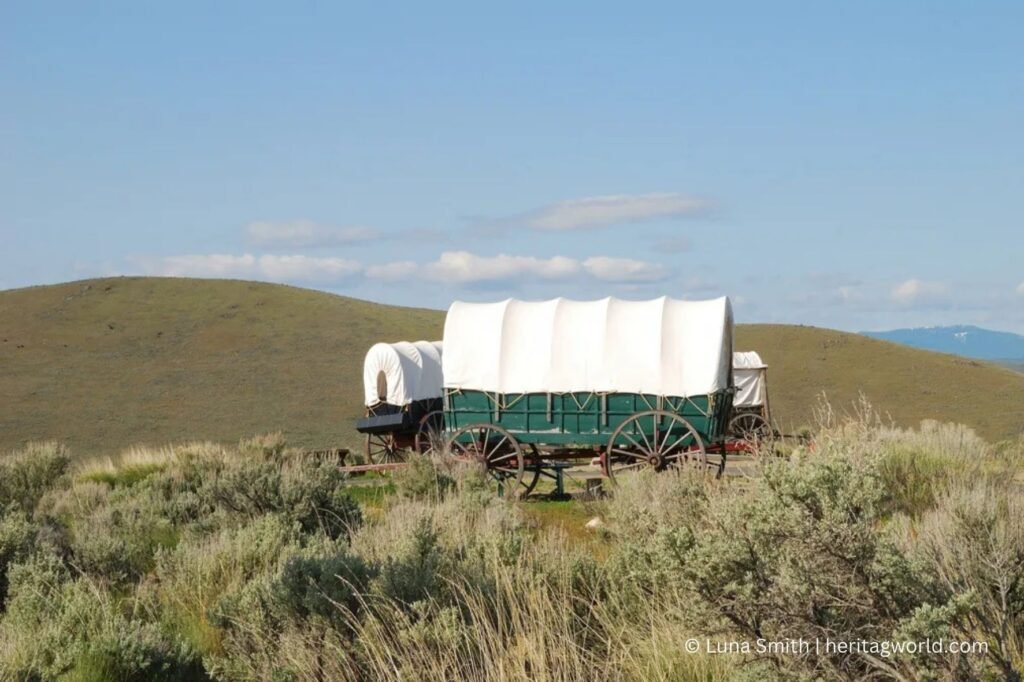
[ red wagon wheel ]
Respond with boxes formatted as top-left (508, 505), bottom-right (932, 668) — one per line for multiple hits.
top-left (446, 423), bottom-right (529, 498)
top-left (365, 432), bottom-right (405, 465)
top-left (602, 410), bottom-right (709, 484)
top-left (414, 410), bottom-right (445, 455)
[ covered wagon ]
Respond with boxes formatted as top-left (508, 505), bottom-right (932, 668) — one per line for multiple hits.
top-left (442, 297), bottom-right (735, 494)
top-left (728, 351), bottom-right (774, 443)
top-left (356, 341), bottom-right (445, 463)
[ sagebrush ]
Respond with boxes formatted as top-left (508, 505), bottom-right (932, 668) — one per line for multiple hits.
top-left (0, 414), bottom-right (1021, 681)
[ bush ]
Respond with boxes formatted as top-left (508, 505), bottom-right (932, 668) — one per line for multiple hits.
top-left (0, 442), bottom-right (71, 512)
top-left (371, 515), bottom-right (447, 608)
top-left (0, 507), bottom-right (37, 609)
top-left (899, 482), bottom-right (1024, 680)
top-left (0, 553), bottom-right (204, 680)
top-left (393, 453), bottom-right (456, 501)
top-left (70, 490), bottom-right (179, 582)
top-left (152, 514), bottom-right (303, 655)
top-left (199, 455), bottom-right (363, 540)
top-left (205, 537), bottom-right (374, 682)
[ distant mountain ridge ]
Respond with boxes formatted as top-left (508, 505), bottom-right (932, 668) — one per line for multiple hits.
top-left (862, 325), bottom-right (1024, 361)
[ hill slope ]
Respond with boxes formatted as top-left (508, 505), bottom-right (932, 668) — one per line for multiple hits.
top-left (1, 278), bottom-right (443, 457)
top-left (2, 277), bottom-right (1022, 458)
top-left (736, 325), bottom-right (1024, 440)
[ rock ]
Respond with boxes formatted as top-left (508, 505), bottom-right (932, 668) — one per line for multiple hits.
top-left (585, 516), bottom-right (604, 531)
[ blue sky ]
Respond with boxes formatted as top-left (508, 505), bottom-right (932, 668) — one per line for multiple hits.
top-left (2, 1), bottom-right (1022, 331)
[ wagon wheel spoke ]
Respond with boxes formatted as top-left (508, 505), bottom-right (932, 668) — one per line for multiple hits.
top-left (610, 446), bottom-right (646, 462)
top-left (366, 433), bottom-right (406, 466)
top-left (414, 410), bottom-right (445, 455)
top-left (612, 461), bottom-right (645, 473)
top-left (488, 451), bottom-right (519, 464)
top-left (663, 430), bottom-right (696, 454)
top-left (636, 420), bottom-right (656, 457)
top-left (449, 439), bottom-right (475, 458)
top-left (619, 430), bottom-right (651, 457)
top-left (447, 423), bottom-right (526, 498)
top-left (485, 436), bottom-right (511, 460)
top-left (605, 410), bottom-right (706, 485)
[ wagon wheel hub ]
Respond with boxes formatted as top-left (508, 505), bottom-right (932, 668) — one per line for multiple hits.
top-left (647, 453), bottom-right (663, 468)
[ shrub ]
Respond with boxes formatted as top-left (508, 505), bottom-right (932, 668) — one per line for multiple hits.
top-left (70, 490), bottom-right (179, 582)
top-left (393, 453), bottom-right (456, 501)
top-left (152, 514), bottom-right (303, 655)
top-left (371, 515), bottom-right (447, 608)
top-left (205, 537), bottom-right (374, 682)
top-left (272, 548), bottom-right (373, 624)
top-left (199, 455), bottom-right (362, 540)
top-left (0, 553), bottom-right (204, 680)
top-left (0, 507), bottom-right (37, 609)
top-left (899, 482), bottom-right (1024, 680)
top-left (37, 479), bottom-right (111, 521)
top-left (605, 451), bottom-right (947, 680)
top-left (0, 442), bottom-right (71, 512)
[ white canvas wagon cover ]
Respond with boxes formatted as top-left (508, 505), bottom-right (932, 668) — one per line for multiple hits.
top-left (733, 351), bottom-right (767, 408)
top-left (363, 341), bottom-right (444, 407)
top-left (442, 296), bottom-right (733, 397)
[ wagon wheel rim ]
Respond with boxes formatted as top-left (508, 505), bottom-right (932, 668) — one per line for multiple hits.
top-left (446, 424), bottom-right (527, 497)
top-left (519, 445), bottom-right (542, 497)
top-left (729, 412), bottom-right (774, 454)
top-left (365, 432), bottom-right (406, 465)
top-left (603, 410), bottom-right (707, 484)
top-left (414, 410), bottom-right (446, 455)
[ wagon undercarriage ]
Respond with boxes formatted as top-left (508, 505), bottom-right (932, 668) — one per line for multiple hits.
top-left (445, 405), bottom-right (730, 497)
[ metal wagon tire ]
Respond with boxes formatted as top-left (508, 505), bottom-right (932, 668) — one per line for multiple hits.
top-left (518, 444), bottom-right (543, 497)
top-left (603, 410), bottom-right (709, 484)
top-left (446, 424), bottom-right (529, 498)
top-left (414, 410), bottom-right (446, 455)
top-left (365, 432), bottom-right (405, 466)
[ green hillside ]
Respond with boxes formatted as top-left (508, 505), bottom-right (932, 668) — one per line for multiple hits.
top-left (2, 277), bottom-right (1022, 458)
top-left (1, 278), bottom-right (443, 457)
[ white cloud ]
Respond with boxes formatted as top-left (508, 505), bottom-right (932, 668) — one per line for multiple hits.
top-left (891, 279), bottom-right (949, 307)
top-left (523, 193), bottom-right (708, 231)
top-left (1017, 282), bottom-right (1024, 296)
top-left (142, 253), bottom-right (361, 283)
top-left (134, 249), bottom-right (671, 289)
top-left (582, 256), bottom-right (669, 283)
top-left (422, 251), bottom-right (581, 284)
top-left (256, 255), bottom-right (362, 281)
top-left (246, 220), bottom-right (381, 247)
top-left (364, 251), bottom-right (669, 285)
top-left (155, 254), bottom-right (258, 278)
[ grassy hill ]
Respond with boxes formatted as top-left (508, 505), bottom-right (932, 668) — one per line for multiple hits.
top-left (736, 325), bottom-right (1024, 440)
top-left (2, 277), bottom-right (1022, 458)
top-left (1, 277), bottom-right (443, 458)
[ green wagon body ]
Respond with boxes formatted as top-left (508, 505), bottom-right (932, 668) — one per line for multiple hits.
top-left (445, 388), bottom-right (735, 450)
